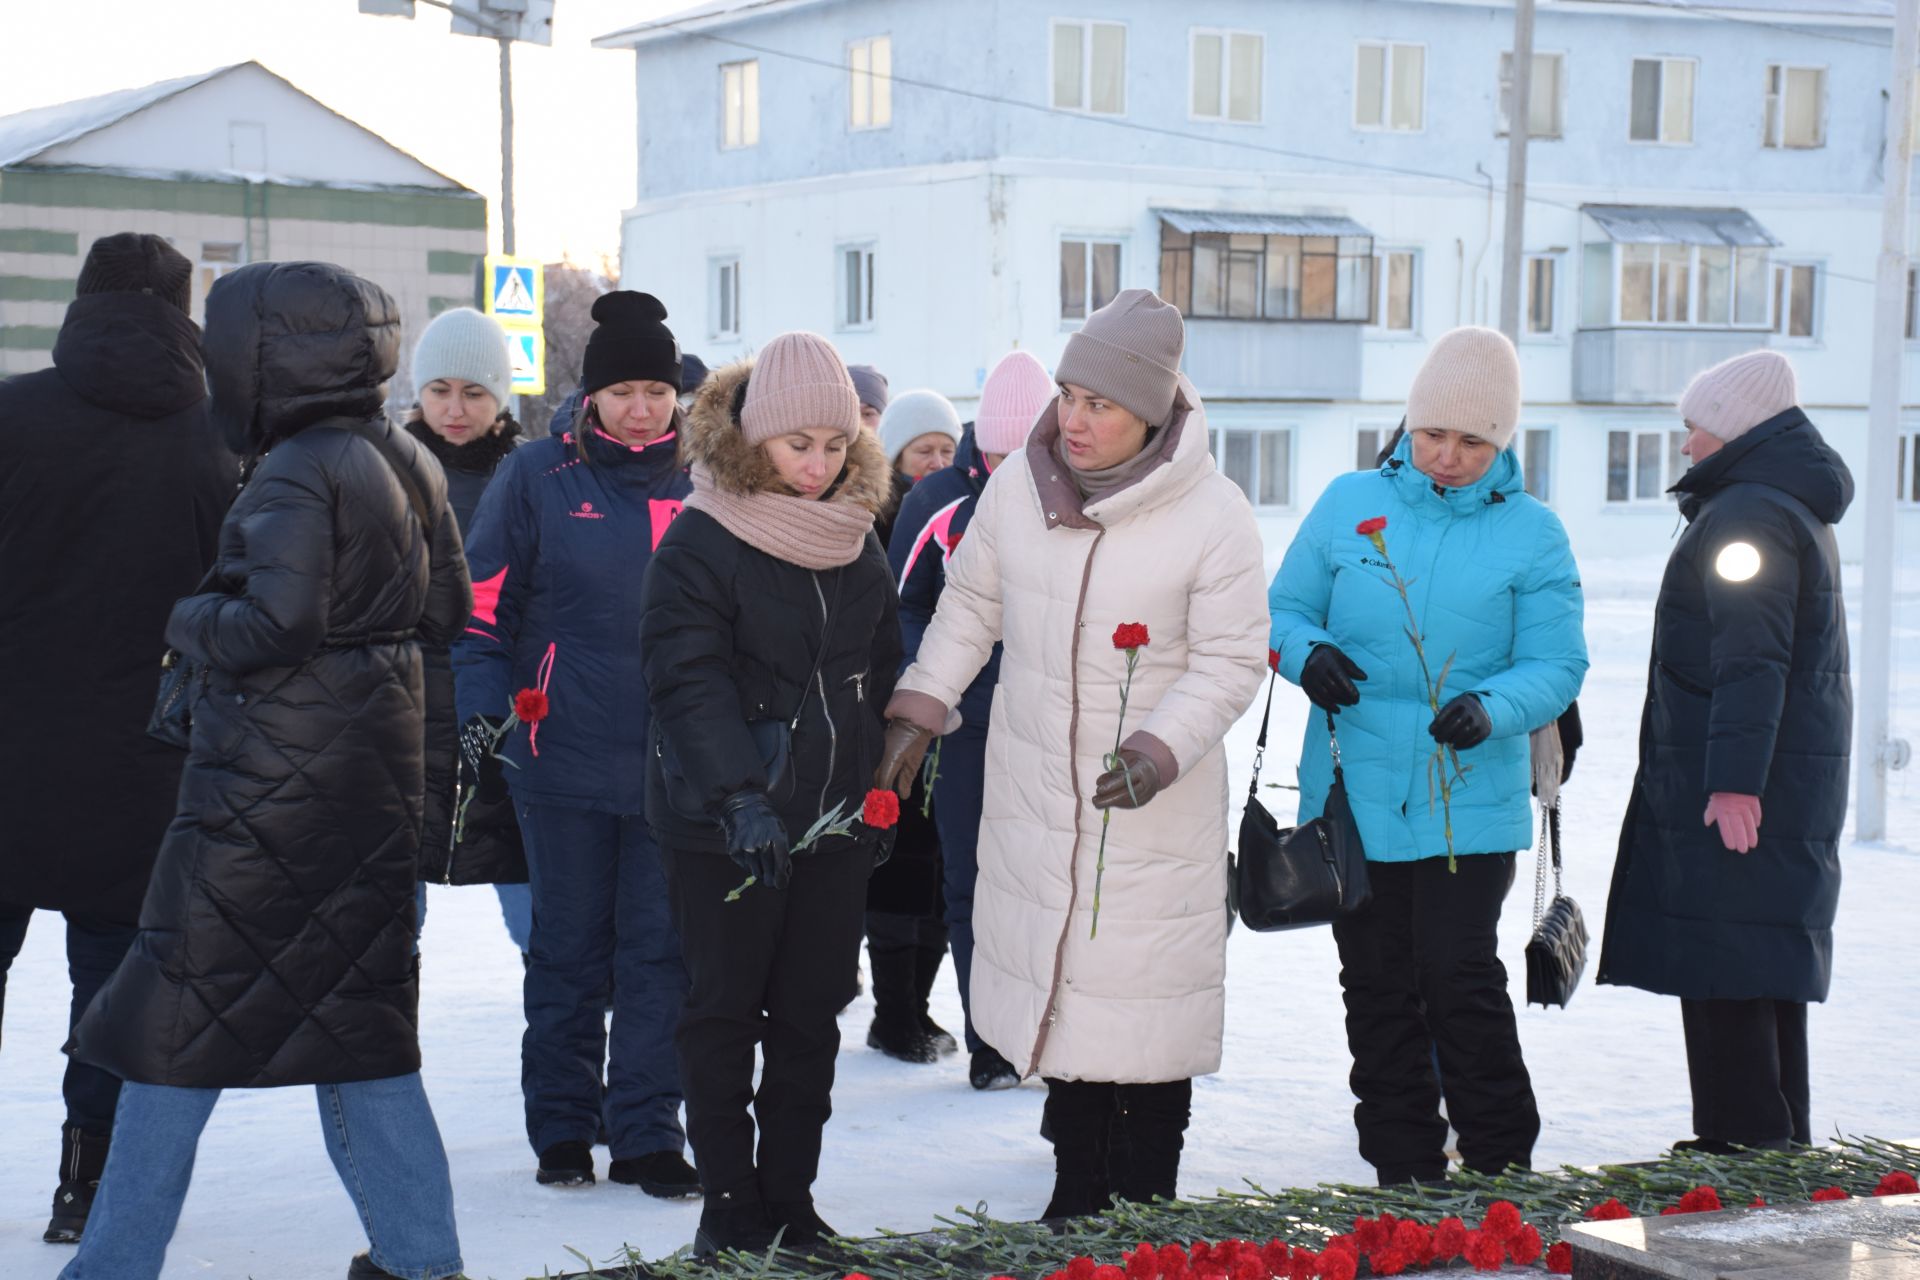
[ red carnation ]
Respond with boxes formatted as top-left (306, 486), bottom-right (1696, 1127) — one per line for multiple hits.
top-left (1353, 1217), bottom-right (1389, 1255)
top-left (1676, 1186), bottom-right (1723, 1215)
top-left (1752, 1195), bottom-right (1769, 1208)
top-left (1160, 1245), bottom-right (1191, 1273)
top-left (1812, 1187), bottom-right (1851, 1202)
top-left (1509, 1224), bottom-right (1544, 1267)
top-left (1126, 1245), bottom-right (1159, 1280)
top-left (1092, 1266), bottom-right (1127, 1280)
top-left (1545, 1242), bottom-right (1574, 1276)
top-left (1482, 1201), bottom-right (1524, 1243)
top-left (1113, 621), bottom-right (1150, 651)
top-left (1068, 1257), bottom-right (1099, 1280)
top-left (1261, 1240), bottom-right (1293, 1276)
top-left (1356, 516), bottom-right (1388, 536)
top-left (1464, 1229), bottom-right (1508, 1272)
top-left (1394, 1219), bottom-right (1437, 1266)
top-left (862, 787), bottom-right (901, 829)
top-left (1586, 1199), bottom-right (1632, 1221)
top-left (1317, 1248), bottom-right (1358, 1280)
top-left (513, 687), bottom-right (550, 723)
top-left (1433, 1218), bottom-right (1470, 1261)
top-left (1371, 1247), bottom-right (1414, 1276)
top-left (1288, 1248), bottom-right (1319, 1280)
top-left (1875, 1172), bottom-right (1919, 1197)
top-left (1230, 1257), bottom-right (1265, 1280)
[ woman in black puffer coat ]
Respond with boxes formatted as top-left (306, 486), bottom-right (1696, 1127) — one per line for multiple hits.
top-left (641, 333), bottom-right (899, 1260)
top-left (64, 262), bottom-right (473, 1280)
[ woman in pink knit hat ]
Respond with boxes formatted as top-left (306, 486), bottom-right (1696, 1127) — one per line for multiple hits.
top-left (640, 332), bottom-right (901, 1258)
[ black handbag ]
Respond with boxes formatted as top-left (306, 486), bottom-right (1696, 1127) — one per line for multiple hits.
top-left (1229, 674), bottom-right (1371, 931)
top-left (1525, 799), bottom-right (1589, 1008)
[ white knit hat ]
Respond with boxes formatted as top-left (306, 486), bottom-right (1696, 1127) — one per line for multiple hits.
top-left (411, 307), bottom-right (513, 403)
top-left (1406, 326), bottom-right (1521, 449)
top-left (878, 389), bottom-right (962, 461)
top-left (1679, 350), bottom-right (1799, 442)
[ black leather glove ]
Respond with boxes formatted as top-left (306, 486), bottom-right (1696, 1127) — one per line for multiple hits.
top-left (1429, 693), bottom-right (1493, 750)
top-left (720, 790), bottom-right (792, 890)
top-left (1301, 644), bottom-right (1367, 712)
top-left (1092, 747), bottom-right (1162, 810)
top-left (459, 714), bottom-right (508, 804)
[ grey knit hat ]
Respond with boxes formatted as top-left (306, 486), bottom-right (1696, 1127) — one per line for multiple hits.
top-left (848, 364), bottom-right (890, 414)
top-left (411, 307), bottom-right (514, 403)
top-left (1054, 288), bottom-right (1185, 426)
top-left (879, 389), bottom-right (963, 461)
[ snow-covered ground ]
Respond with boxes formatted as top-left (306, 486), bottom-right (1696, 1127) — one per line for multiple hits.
top-left (3, 556), bottom-right (1917, 1280)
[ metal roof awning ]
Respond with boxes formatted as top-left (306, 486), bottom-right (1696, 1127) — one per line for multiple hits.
top-left (1583, 204), bottom-right (1780, 248)
top-left (1156, 208), bottom-right (1375, 238)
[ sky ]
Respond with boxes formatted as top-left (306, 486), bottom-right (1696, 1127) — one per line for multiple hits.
top-left (0, 0), bottom-right (694, 264)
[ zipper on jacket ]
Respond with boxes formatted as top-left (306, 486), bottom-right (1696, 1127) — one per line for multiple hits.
top-left (811, 573), bottom-right (838, 817)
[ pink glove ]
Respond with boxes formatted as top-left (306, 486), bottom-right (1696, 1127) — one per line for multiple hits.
top-left (1703, 792), bottom-right (1763, 854)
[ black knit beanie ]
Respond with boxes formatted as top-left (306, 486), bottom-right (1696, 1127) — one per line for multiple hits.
top-left (75, 232), bottom-right (192, 314)
top-left (581, 291), bottom-right (682, 393)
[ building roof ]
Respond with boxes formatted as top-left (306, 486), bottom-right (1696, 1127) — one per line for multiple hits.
top-left (592, 0), bottom-right (835, 48)
top-left (1157, 209), bottom-right (1376, 239)
top-left (1583, 204), bottom-right (1780, 246)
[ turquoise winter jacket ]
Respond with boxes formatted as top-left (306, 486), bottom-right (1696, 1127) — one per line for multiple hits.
top-left (1268, 436), bottom-right (1588, 862)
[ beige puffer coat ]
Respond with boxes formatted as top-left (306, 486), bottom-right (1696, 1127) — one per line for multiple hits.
top-left (889, 377), bottom-right (1268, 1083)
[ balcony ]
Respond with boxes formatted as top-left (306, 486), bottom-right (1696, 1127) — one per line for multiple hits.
top-left (1573, 328), bottom-right (1771, 404)
top-left (1184, 319), bottom-right (1364, 401)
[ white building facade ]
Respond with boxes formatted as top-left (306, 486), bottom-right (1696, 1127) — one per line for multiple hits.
top-left (598, 0), bottom-right (1920, 562)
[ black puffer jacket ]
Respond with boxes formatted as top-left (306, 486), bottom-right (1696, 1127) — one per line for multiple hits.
top-left (0, 292), bottom-right (236, 923)
top-left (1600, 408), bottom-right (1853, 1004)
top-left (71, 262), bottom-right (473, 1088)
top-left (640, 359), bottom-right (900, 856)
top-left (403, 411), bottom-right (525, 884)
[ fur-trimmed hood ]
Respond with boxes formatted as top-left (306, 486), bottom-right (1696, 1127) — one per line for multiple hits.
top-left (687, 357), bottom-right (892, 515)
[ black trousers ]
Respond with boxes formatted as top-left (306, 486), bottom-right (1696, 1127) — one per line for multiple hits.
top-left (1040, 1077), bottom-right (1192, 1217)
top-left (663, 844), bottom-right (869, 1204)
top-left (1330, 852), bottom-right (1538, 1184)
top-left (1681, 997), bottom-right (1810, 1148)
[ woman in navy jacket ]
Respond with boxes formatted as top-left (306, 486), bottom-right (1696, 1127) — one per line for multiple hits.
top-left (452, 292), bottom-right (696, 1194)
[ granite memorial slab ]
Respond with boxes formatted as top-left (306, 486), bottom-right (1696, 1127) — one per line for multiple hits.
top-left (1568, 1193), bottom-right (1920, 1280)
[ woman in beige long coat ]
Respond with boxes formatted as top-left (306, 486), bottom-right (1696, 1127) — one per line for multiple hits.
top-left (875, 289), bottom-right (1268, 1217)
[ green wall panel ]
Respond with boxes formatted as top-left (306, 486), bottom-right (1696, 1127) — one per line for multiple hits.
top-left (427, 250), bottom-right (482, 276)
top-left (0, 324), bottom-right (60, 350)
top-left (0, 275), bottom-right (75, 302)
top-left (0, 228), bottom-right (79, 254)
top-left (1, 169), bottom-right (485, 231)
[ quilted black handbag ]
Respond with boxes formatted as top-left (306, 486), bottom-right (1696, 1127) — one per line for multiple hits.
top-left (1229, 674), bottom-right (1371, 931)
top-left (1525, 799), bottom-right (1589, 1008)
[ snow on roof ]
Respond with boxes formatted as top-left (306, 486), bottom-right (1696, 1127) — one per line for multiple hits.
top-left (0, 66), bottom-right (234, 168)
top-left (592, 0), bottom-right (835, 49)
top-left (1599, 0), bottom-right (1893, 19)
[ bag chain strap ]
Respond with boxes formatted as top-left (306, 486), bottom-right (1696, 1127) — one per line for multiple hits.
top-left (1531, 797), bottom-right (1564, 930)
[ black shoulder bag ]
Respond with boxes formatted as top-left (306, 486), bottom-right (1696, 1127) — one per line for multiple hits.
top-left (1229, 673), bottom-right (1372, 931)
top-left (1525, 799), bottom-right (1589, 1007)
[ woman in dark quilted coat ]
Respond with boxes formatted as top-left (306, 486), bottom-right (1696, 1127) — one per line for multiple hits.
top-left (63, 262), bottom-right (473, 1280)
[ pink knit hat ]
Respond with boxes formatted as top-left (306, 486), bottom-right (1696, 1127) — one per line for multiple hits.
top-left (1406, 326), bottom-right (1521, 449)
top-left (1679, 350), bottom-right (1799, 442)
top-left (739, 332), bottom-right (862, 445)
top-left (974, 350), bottom-right (1053, 455)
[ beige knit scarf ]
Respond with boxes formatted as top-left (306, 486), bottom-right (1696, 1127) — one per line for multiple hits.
top-left (684, 463), bottom-right (875, 570)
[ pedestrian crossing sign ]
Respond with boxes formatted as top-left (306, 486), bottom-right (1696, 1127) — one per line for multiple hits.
top-left (483, 255), bottom-right (542, 323)
top-left (507, 329), bottom-right (546, 397)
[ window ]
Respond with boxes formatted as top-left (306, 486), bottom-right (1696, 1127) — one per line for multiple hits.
top-left (1159, 225), bottom-right (1375, 322)
top-left (1499, 51), bottom-right (1564, 138)
top-left (1192, 29), bottom-right (1262, 123)
top-left (711, 257), bottom-right (741, 338)
top-left (1061, 238), bottom-right (1122, 322)
top-left (1053, 19), bottom-right (1126, 115)
top-left (1605, 428), bottom-right (1688, 502)
top-left (1522, 427), bottom-right (1554, 504)
top-left (838, 245), bottom-right (875, 330)
top-left (1526, 255), bottom-right (1557, 335)
top-left (1372, 249), bottom-right (1417, 331)
top-left (1612, 243), bottom-right (1770, 328)
top-left (194, 242), bottom-right (244, 319)
top-left (1630, 57), bottom-right (1695, 144)
top-left (721, 60), bottom-right (760, 149)
top-left (1214, 427), bottom-right (1293, 507)
top-left (1909, 267), bottom-right (1920, 340)
top-left (1355, 425), bottom-right (1391, 470)
top-left (849, 36), bottom-right (892, 130)
top-left (1772, 262), bottom-right (1819, 340)
top-left (1356, 41), bottom-right (1424, 131)
top-left (1764, 65), bottom-right (1824, 149)
top-left (1901, 430), bottom-right (1920, 502)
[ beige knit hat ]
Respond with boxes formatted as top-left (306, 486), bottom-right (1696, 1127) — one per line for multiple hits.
top-left (1678, 350), bottom-right (1798, 442)
top-left (739, 331), bottom-right (862, 444)
top-left (1406, 326), bottom-right (1522, 449)
top-left (1054, 288), bottom-right (1185, 427)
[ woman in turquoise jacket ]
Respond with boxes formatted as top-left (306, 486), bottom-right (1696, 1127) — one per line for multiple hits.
top-left (1268, 327), bottom-right (1587, 1187)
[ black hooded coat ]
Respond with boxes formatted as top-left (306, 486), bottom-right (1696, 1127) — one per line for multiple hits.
top-left (70, 262), bottom-right (473, 1087)
top-left (1599, 408), bottom-right (1853, 1004)
top-left (0, 293), bottom-right (236, 922)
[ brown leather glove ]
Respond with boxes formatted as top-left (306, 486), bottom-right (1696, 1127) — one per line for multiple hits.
top-left (1092, 748), bottom-right (1162, 811)
top-left (873, 718), bottom-right (935, 799)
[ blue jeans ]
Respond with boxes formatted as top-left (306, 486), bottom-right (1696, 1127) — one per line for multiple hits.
top-left (0, 902), bottom-right (138, 1133)
top-left (59, 1074), bottom-right (462, 1280)
top-left (415, 881), bottom-right (534, 952)
top-left (932, 721), bottom-right (990, 1054)
top-left (519, 801), bottom-right (687, 1158)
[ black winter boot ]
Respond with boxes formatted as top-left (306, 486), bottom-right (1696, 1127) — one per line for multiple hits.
top-left (44, 1126), bottom-right (107, 1244)
top-left (609, 1149), bottom-right (702, 1198)
top-left (1110, 1080), bottom-right (1192, 1206)
top-left (866, 943), bottom-right (938, 1064)
top-left (969, 1048), bottom-right (1020, 1091)
top-left (536, 1139), bottom-right (595, 1187)
top-left (767, 1198), bottom-right (839, 1248)
top-left (1039, 1079), bottom-right (1115, 1220)
top-left (914, 938), bottom-right (959, 1057)
top-left (347, 1252), bottom-right (472, 1279)
top-left (693, 1186), bottom-right (780, 1259)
